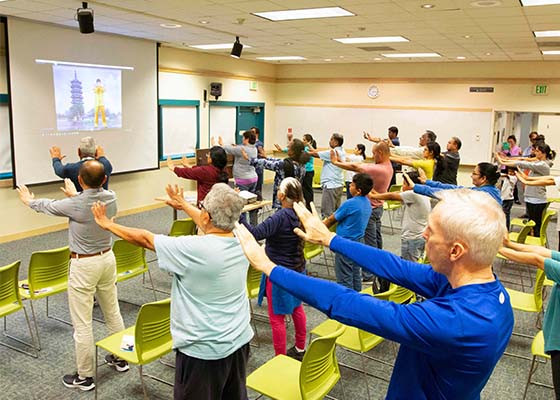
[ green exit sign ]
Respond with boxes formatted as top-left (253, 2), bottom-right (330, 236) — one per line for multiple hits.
top-left (534, 84), bottom-right (548, 96)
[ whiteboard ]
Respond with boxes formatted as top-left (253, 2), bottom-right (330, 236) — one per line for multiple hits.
top-left (275, 106), bottom-right (493, 165)
top-left (162, 106), bottom-right (197, 157)
top-left (209, 106), bottom-right (236, 145)
top-left (0, 104), bottom-right (10, 175)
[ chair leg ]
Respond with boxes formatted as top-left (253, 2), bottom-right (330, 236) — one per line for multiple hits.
top-left (29, 301), bottom-right (41, 350)
top-left (360, 353), bottom-right (372, 400)
top-left (139, 365), bottom-right (149, 400)
top-left (46, 296), bottom-right (72, 326)
top-left (249, 300), bottom-right (260, 348)
top-left (522, 355), bottom-right (537, 400)
top-left (95, 347), bottom-right (99, 400)
top-left (388, 211), bottom-right (395, 235)
top-left (146, 269), bottom-right (158, 302)
top-left (1, 310), bottom-right (39, 358)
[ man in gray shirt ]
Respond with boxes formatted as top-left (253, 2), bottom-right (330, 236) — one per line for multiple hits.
top-left (17, 160), bottom-right (128, 391)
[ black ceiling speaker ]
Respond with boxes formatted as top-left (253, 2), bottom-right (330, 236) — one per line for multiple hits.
top-left (77, 2), bottom-right (94, 34)
top-left (230, 36), bottom-right (243, 59)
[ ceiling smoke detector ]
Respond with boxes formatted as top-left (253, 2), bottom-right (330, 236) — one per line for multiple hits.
top-left (470, 0), bottom-right (502, 7)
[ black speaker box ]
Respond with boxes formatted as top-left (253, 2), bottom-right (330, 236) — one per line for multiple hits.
top-left (77, 9), bottom-right (94, 34)
top-left (210, 82), bottom-right (222, 99)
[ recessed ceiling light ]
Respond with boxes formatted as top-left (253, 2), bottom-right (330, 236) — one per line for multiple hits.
top-left (382, 53), bottom-right (441, 58)
top-left (284, 42), bottom-right (293, 46)
top-left (324, 58), bottom-right (332, 61)
top-left (485, 52), bottom-right (492, 55)
top-left (456, 56), bottom-right (466, 60)
top-left (252, 7), bottom-right (354, 21)
top-left (199, 20), bottom-right (209, 24)
top-left (256, 56), bottom-right (306, 61)
top-left (160, 23), bottom-right (182, 29)
top-left (470, 0), bottom-right (502, 7)
top-left (189, 43), bottom-right (252, 50)
top-left (521, 0), bottom-right (560, 5)
top-left (333, 36), bottom-right (409, 44)
top-left (542, 50), bottom-right (560, 55)
top-left (421, 4), bottom-right (435, 8)
top-left (374, 57), bottom-right (382, 60)
top-left (534, 30), bottom-right (560, 37)
top-left (463, 35), bottom-right (471, 39)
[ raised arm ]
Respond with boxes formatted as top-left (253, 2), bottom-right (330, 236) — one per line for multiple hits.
top-left (92, 201), bottom-right (155, 251)
top-left (494, 153), bottom-right (517, 167)
top-left (330, 149), bottom-right (362, 172)
top-left (389, 154), bottom-right (415, 167)
top-left (515, 171), bottom-right (555, 186)
top-left (368, 191), bottom-right (403, 202)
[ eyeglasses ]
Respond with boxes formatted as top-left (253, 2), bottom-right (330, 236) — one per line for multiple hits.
top-left (200, 202), bottom-right (212, 220)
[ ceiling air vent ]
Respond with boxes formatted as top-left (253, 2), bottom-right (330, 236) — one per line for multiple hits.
top-left (358, 46), bottom-right (395, 52)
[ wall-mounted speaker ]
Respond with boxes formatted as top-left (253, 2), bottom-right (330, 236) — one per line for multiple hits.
top-left (77, 2), bottom-right (94, 34)
top-left (210, 82), bottom-right (222, 100)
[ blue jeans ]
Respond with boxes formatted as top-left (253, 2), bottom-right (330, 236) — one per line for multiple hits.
top-left (237, 181), bottom-right (258, 225)
top-left (335, 238), bottom-right (363, 291)
top-left (363, 207), bottom-right (383, 282)
top-left (401, 238), bottom-right (425, 262)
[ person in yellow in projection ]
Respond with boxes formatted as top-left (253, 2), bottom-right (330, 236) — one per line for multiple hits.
top-left (93, 78), bottom-right (107, 128)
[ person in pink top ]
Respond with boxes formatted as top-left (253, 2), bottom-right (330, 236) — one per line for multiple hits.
top-left (330, 141), bottom-right (393, 292)
top-left (167, 146), bottom-right (229, 205)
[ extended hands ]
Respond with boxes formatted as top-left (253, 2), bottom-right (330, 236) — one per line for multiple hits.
top-left (329, 149), bottom-right (340, 164)
top-left (165, 184), bottom-right (187, 211)
top-left (402, 172), bottom-right (415, 188)
top-left (166, 156), bottom-right (175, 172)
top-left (16, 184), bottom-right (35, 206)
top-left (91, 201), bottom-right (115, 230)
top-left (293, 201), bottom-right (336, 247)
top-left (60, 178), bottom-right (78, 197)
top-left (234, 222), bottom-right (277, 276)
top-left (49, 146), bottom-right (65, 160)
top-left (95, 145), bottom-right (105, 159)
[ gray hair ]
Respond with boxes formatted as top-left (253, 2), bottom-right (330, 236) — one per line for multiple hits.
top-left (203, 183), bottom-right (245, 231)
top-left (79, 137), bottom-right (96, 157)
top-left (278, 177), bottom-right (303, 205)
top-left (433, 189), bottom-right (506, 266)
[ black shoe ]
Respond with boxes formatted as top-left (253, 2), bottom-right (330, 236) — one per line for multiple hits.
top-left (105, 354), bottom-right (130, 372)
top-left (62, 373), bottom-right (95, 391)
top-left (286, 346), bottom-right (305, 362)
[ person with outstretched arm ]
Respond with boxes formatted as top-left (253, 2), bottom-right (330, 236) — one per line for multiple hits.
top-left (234, 189), bottom-right (514, 400)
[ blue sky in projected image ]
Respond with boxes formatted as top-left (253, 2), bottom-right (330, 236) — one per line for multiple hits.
top-left (53, 65), bottom-right (122, 114)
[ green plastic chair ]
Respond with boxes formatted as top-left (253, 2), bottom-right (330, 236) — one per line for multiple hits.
top-left (311, 284), bottom-right (413, 399)
top-left (95, 298), bottom-right (172, 400)
top-left (508, 219), bottom-right (536, 245)
top-left (168, 218), bottom-right (196, 237)
top-left (522, 331), bottom-right (553, 400)
top-left (18, 246), bottom-right (70, 349)
top-left (247, 265), bottom-right (263, 346)
top-left (247, 323), bottom-right (345, 400)
top-left (524, 210), bottom-right (556, 247)
top-left (0, 260), bottom-right (38, 358)
top-left (382, 184), bottom-right (403, 234)
top-left (113, 239), bottom-right (157, 303)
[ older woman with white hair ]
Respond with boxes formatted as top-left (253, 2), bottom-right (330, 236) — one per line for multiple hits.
top-left (92, 183), bottom-right (253, 400)
top-left (240, 177), bottom-right (307, 360)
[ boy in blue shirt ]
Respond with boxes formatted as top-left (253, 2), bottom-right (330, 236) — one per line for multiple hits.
top-left (324, 173), bottom-right (373, 291)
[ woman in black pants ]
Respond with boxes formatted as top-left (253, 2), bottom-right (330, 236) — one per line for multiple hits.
top-left (302, 134), bottom-right (317, 210)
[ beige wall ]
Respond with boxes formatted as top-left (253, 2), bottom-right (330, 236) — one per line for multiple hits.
top-left (3, 52), bottom-right (560, 241)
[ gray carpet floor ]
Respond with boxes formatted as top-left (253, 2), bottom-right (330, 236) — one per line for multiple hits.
top-left (0, 184), bottom-right (556, 399)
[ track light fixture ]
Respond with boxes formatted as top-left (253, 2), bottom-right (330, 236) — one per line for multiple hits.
top-left (76, 2), bottom-right (94, 34)
top-left (230, 36), bottom-right (243, 59)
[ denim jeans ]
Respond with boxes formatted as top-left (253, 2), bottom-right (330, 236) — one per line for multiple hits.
top-left (363, 206), bottom-right (383, 283)
top-left (236, 181), bottom-right (258, 225)
top-left (335, 238), bottom-right (363, 291)
top-left (401, 238), bottom-right (426, 262)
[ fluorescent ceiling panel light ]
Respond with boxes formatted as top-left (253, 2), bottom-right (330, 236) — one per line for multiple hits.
top-left (160, 23), bottom-right (181, 28)
top-left (35, 59), bottom-right (134, 70)
top-left (333, 36), bottom-right (409, 44)
top-left (542, 50), bottom-right (560, 54)
top-left (521, 0), bottom-right (560, 5)
top-left (253, 7), bottom-right (354, 21)
top-left (534, 30), bottom-right (560, 37)
top-left (381, 53), bottom-right (441, 58)
top-left (190, 43), bottom-right (252, 50)
top-left (256, 56), bottom-right (306, 61)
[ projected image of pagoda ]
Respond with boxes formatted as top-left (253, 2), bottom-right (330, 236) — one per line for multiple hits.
top-left (53, 64), bottom-right (122, 131)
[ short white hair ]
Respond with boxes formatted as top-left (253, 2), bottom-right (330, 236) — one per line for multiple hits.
top-left (433, 189), bottom-right (506, 266)
top-left (79, 137), bottom-right (96, 157)
top-left (203, 183), bottom-right (245, 231)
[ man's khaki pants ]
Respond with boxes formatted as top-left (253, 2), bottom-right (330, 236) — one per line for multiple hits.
top-left (68, 251), bottom-right (125, 377)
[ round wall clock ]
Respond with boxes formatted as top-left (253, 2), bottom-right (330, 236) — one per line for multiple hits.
top-left (368, 85), bottom-right (380, 99)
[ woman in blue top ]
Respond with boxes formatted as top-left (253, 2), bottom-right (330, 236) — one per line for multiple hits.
top-left (240, 177), bottom-right (307, 360)
top-left (500, 239), bottom-right (560, 399)
top-left (302, 134), bottom-right (317, 209)
top-left (413, 162), bottom-right (502, 205)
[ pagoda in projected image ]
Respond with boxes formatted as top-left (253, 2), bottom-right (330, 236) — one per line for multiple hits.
top-left (69, 71), bottom-right (85, 124)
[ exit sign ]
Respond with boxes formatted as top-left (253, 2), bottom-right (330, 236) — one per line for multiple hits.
top-left (534, 84), bottom-right (548, 96)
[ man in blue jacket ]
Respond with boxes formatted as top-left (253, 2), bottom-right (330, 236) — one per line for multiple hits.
top-left (50, 137), bottom-right (112, 191)
top-left (235, 189), bottom-right (514, 400)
